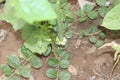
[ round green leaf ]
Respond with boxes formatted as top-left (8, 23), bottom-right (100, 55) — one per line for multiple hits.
top-left (46, 68), bottom-right (57, 79)
top-left (65, 30), bottom-right (73, 38)
top-left (29, 56), bottom-right (42, 68)
top-left (98, 7), bottom-right (108, 17)
top-left (99, 32), bottom-right (106, 39)
top-left (48, 58), bottom-right (59, 67)
top-left (77, 9), bottom-right (84, 17)
top-left (79, 16), bottom-right (87, 22)
top-left (58, 70), bottom-right (71, 80)
top-left (88, 11), bottom-right (98, 19)
top-left (88, 36), bottom-right (97, 44)
top-left (95, 40), bottom-right (104, 48)
top-left (1, 64), bottom-right (12, 76)
top-left (83, 4), bottom-right (94, 12)
top-left (88, 25), bottom-right (98, 33)
top-left (43, 46), bottom-right (51, 56)
top-left (18, 66), bottom-right (31, 78)
top-left (59, 51), bottom-right (70, 59)
top-left (6, 55), bottom-right (20, 68)
top-left (59, 59), bottom-right (70, 68)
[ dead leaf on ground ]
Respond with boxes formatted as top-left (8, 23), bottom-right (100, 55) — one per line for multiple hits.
top-left (68, 65), bottom-right (77, 75)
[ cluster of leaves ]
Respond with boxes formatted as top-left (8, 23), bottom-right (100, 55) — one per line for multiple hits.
top-left (46, 48), bottom-right (71, 80)
top-left (0, 0), bottom-right (74, 80)
top-left (79, 25), bottom-right (106, 48)
top-left (77, 0), bottom-right (110, 23)
top-left (1, 45), bottom-right (42, 80)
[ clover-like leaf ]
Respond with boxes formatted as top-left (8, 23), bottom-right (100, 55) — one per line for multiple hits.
top-left (48, 58), bottom-right (59, 67)
top-left (1, 64), bottom-right (12, 76)
top-left (88, 36), bottom-right (97, 44)
top-left (77, 9), bottom-right (84, 17)
top-left (88, 11), bottom-right (98, 19)
top-left (79, 30), bottom-right (88, 38)
top-left (79, 16), bottom-right (87, 22)
top-left (29, 56), bottom-right (42, 68)
top-left (6, 55), bottom-right (20, 68)
top-left (88, 25), bottom-right (98, 33)
top-left (58, 70), bottom-right (71, 80)
top-left (46, 68), bottom-right (57, 79)
top-left (95, 40), bottom-right (104, 48)
top-left (59, 59), bottom-right (70, 68)
top-left (43, 46), bottom-right (51, 56)
top-left (83, 4), bottom-right (94, 12)
top-left (98, 7), bottom-right (108, 17)
top-left (59, 51), bottom-right (70, 59)
top-left (99, 32), bottom-right (106, 39)
top-left (65, 30), bottom-right (73, 38)
top-left (18, 66), bottom-right (31, 78)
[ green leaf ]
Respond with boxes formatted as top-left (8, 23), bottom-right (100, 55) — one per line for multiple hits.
top-left (0, 0), bottom-right (26, 30)
top-left (21, 25), bottom-right (37, 40)
top-left (46, 68), bottom-right (57, 79)
top-left (24, 30), bottom-right (51, 54)
top-left (98, 7), bottom-right (108, 17)
top-left (13, 0), bottom-right (57, 24)
top-left (88, 36), bottom-right (97, 44)
top-left (77, 9), bottom-right (84, 17)
top-left (29, 56), bottom-right (42, 68)
top-left (48, 58), bottom-right (59, 67)
top-left (102, 4), bottom-right (120, 30)
top-left (18, 66), bottom-right (31, 78)
top-left (43, 46), bottom-right (51, 56)
top-left (95, 40), bottom-right (104, 48)
top-left (113, 0), bottom-right (120, 6)
top-left (6, 55), bottom-right (20, 68)
top-left (79, 30), bottom-right (88, 38)
top-left (96, 0), bottom-right (106, 6)
top-left (99, 32), bottom-right (106, 39)
top-left (79, 16), bottom-right (87, 22)
top-left (65, 30), bottom-right (73, 38)
top-left (20, 45), bottom-right (34, 60)
top-left (88, 25), bottom-right (98, 33)
top-left (1, 64), bottom-right (12, 76)
top-left (83, 4), bottom-right (94, 12)
top-left (88, 11), bottom-right (98, 19)
top-left (59, 51), bottom-right (70, 59)
top-left (59, 59), bottom-right (70, 68)
top-left (98, 19), bottom-right (103, 26)
top-left (58, 70), bottom-right (71, 80)
top-left (48, 19), bottom-right (57, 26)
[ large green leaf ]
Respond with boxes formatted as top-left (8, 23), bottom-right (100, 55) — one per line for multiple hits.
top-left (102, 4), bottom-right (120, 30)
top-left (113, 0), bottom-right (120, 6)
top-left (0, 0), bottom-right (26, 30)
top-left (24, 30), bottom-right (51, 54)
top-left (13, 0), bottom-right (57, 24)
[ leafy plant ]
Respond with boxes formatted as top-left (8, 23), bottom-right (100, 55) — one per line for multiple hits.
top-left (46, 48), bottom-right (70, 79)
top-left (0, 0), bottom-right (74, 80)
top-left (79, 25), bottom-right (106, 48)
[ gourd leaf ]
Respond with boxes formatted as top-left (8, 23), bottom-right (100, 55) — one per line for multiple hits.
top-left (0, 0), bottom-right (26, 30)
top-left (1, 64), bottom-right (12, 76)
top-left (13, 0), bottom-right (57, 24)
top-left (6, 55), bottom-right (20, 68)
top-left (21, 25), bottom-right (37, 40)
top-left (24, 30), bottom-right (51, 54)
top-left (59, 51), bottom-right (70, 59)
top-left (46, 68), bottom-right (57, 79)
top-left (88, 11), bottom-right (98, 19)
top-left (58, 70), bottom-right (71, 80)
top-left (102, 4), bottom-right (120, 30)
top-left (96, 0), bottom-right (106, 6)
top-left (98, 7), bottom-right (108, 17)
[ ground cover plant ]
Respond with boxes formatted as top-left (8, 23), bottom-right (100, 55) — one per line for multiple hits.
top-left (1, 0), bottom-right (120, 80)
top-left (0, 0), bottom-right (74, 80)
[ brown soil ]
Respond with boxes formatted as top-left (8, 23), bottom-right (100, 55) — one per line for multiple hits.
top-left (0, 1), bottom-right (120, 80)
